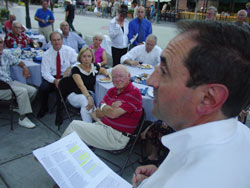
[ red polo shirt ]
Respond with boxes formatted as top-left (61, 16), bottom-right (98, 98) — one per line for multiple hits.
top-left (101, 82), bottom-right (142, 134)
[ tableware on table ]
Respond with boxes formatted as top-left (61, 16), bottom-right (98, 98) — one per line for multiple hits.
top-left (137, 64), bottom-right (153, 69)
top-left (98, 77), bottom-right (112, 83)
top-left (131, 73), bottom-right (149, 85)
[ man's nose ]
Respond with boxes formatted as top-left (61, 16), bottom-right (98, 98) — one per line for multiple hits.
top-left (147, 66), bottom-right (160, 88)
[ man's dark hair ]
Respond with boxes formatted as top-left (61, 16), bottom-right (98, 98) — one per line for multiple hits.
top-left (178, 20), bottom-right (250, 118)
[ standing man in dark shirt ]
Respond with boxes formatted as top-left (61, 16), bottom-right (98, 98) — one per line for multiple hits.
top-left (65, 0), bottom-right (76, 31)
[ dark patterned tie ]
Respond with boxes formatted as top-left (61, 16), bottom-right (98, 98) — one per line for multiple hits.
top-left (138, 20), bottom-right (143, 43)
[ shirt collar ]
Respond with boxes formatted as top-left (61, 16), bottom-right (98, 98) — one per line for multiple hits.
top-left (162, 118), bottom-right (238, 154)
top-left (114, 82), bottom-right (133, 96)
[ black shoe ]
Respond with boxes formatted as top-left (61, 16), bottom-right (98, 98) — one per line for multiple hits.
top-left (37, 107), bottom-right (48, 119)
top-left (55, 110), bottom-right (63, 126)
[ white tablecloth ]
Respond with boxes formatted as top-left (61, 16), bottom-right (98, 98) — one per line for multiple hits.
top-left (11, 60), bottom-right (42, 87)
top-left (95, 65), bottom-right (156, 121)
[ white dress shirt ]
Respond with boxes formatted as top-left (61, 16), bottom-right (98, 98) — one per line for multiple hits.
top-left (120, 44), bottom-right (162, 66)
top-left (109, 17), bottom-right (129, 49)
top-left (41, 45), bottom-right (77, 83)
top-left (140, 118), bottom-right (250, 188)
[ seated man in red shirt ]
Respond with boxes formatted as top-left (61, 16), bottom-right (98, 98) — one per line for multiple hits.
top-left (4, 21), bottom-right (38, 48)
top-left (62, 64), bottom-right (143, 150)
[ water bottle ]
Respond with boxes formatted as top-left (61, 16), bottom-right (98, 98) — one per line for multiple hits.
top-left (46, 15), bottom-right (50, 23)
top-left (13, 41), bottom-right (17, 48)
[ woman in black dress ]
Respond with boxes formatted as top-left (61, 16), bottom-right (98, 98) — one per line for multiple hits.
top-left (67, 47), bottom-right (110, 122)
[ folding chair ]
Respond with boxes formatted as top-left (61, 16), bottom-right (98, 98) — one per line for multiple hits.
top-left (57, 77), bottom-right (96, 130)
top-left (57, 76), bottom-right (78, 130)
top-left (95, 108), bottom-right (146, 176)
top-left (0, 80), bottom-right (18, 130)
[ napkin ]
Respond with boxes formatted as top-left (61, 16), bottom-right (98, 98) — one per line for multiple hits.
top-left (140, 87), bottom-right (149, 96)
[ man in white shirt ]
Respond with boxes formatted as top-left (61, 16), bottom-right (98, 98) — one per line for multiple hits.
top-left (121, 34), bottom-right (161, 66)
top-left (132, 21), bottom-right (250, 188)
top-left (37, 32), bottom-right (77, 126)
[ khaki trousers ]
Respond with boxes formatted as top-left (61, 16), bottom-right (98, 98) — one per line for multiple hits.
top-left (0, 81), bottom-right (37, 115)
top-left (62, 120), bottom-right (130, 150)
top-left (39, 25), bottom-right (53, 43)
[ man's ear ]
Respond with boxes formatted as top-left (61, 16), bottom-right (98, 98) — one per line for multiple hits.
top-left (196, 84), bottom-right (229, 115)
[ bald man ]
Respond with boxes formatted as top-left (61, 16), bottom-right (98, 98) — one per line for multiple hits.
top-left (62, 64), bottom-right (143, 150)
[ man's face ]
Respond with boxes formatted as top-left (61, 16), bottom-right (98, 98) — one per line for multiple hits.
top-left (60, 22), bottom-right (69, 35)
top-left (51, 33), bottom-right (63, 51)
top-left (147, 32), bottom-right (200, 130)
top-left (10, 15), bottom-right (16, 22)
top-left (112, 68), bottom-right (130, 91)
top-left (237, 12), bottom-right (246, 22)
top-left (42, 1), bottom-right (48, 9)
top-left (145, 38), bottom-right (156, 53)
top-left (137, 7), bottom-right (145, 20)
top-left (0, 38), bottom-right (3, 55)
top-left (12, 24), bottom-right (22, 36)
top-left (206, 9), bottom-right (215, 20)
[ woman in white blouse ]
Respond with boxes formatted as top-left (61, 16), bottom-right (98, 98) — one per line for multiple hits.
top-left (109, 4), bottom-right (129, 67)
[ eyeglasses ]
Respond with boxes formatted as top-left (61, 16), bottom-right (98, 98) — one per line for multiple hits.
top-left (61, 24), bottom-right (69, 27)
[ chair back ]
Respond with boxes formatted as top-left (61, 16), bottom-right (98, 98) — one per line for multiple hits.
top-left (132, 108), bottom-right (146, 136)
top-left (58, 76), bottom-right (74, 100)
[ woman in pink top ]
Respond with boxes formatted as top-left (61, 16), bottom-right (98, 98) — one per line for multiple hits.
top-left (89, 34), bottom-right (107, 67)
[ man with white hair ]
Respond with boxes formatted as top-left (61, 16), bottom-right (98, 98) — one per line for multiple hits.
top-left (121, 34), bottom-right (162, 66)
top-left (62, 64), bottom-right (143, 150)
top-left (206, 6), bottom-right (217, 21)
top-left (232, 9), bottom-right (250, 31)
top-left (4, 21), bottom-right (38, 48)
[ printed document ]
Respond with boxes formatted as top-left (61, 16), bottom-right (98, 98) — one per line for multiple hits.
top-left (33, 132), bottom-right (132, 188)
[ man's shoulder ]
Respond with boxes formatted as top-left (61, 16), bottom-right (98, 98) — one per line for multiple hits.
top-left (142, 18), bottom-right (152, 25)
top-left (127, 82), bottom-right (141, 95)
top-left (69, 31), bottom-right (80, 38)
top-left (153, 45), bottom-right (162, 52)
top-left (130, 18), bottom-right (138, 25)
top-left (36, 8), bottom-right (43, 13)
top-left (133, 44), bottom-right (145, 52)
top-left (62, 44), bottom-right (76, 52)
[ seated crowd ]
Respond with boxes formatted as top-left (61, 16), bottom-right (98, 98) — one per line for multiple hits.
top-left (1, 3), bottom-right (250, 187)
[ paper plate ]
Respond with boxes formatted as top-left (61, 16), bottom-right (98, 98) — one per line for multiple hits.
top-left (137, 64), bottom-right (153, 69)
top-left (98, 78), bottom-right (112, 83)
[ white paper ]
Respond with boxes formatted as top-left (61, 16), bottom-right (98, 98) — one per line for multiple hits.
top-left (130, 33), bottom-right (138, 44)
top-left (33, 132), bottom-right (132, 188)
